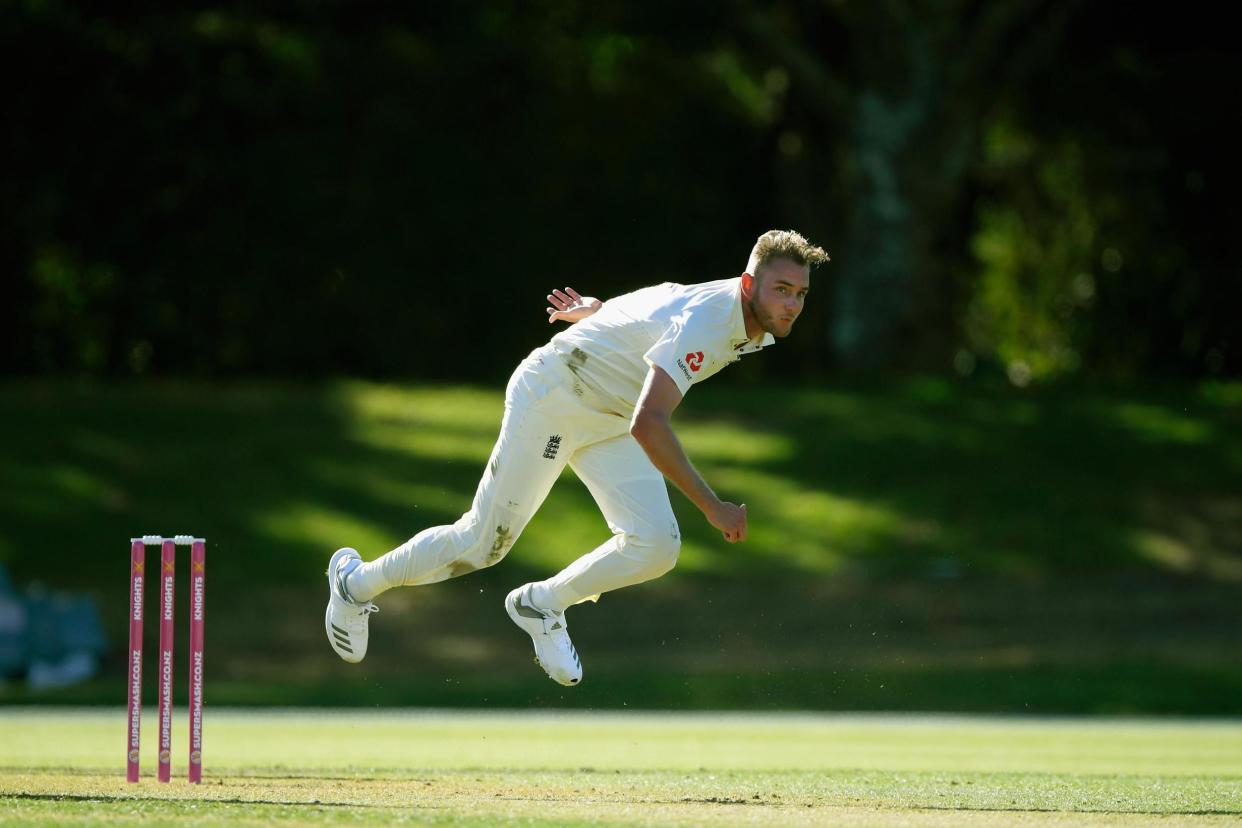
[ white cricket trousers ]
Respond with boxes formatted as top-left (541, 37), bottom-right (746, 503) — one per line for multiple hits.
top-left (347, 344), bottom-right (681, 612)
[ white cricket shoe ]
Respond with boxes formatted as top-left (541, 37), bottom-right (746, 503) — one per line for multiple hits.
top-left (324, 547), bottom-right (377, 663)
top-left (505, 584), bottom-right (582, 686)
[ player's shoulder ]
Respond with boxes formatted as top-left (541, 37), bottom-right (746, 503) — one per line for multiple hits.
top-left (607, 278), bottom-right (739, 332)
top-left (683, 277), bottom-right (740, 302)
top-left (675, 278), bottom-right (740, 325)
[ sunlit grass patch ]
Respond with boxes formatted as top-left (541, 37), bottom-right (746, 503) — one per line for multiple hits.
top-left (1109, 402), bottom-right (1215, 444)
top-left (252, 500), bottom-right (397, 558)
top-left (332, 381), bottom-right (503, 431)
top-left (677, 423), bottom-right (795, 464)
top-left (684, 466), bottom-right (922, 573)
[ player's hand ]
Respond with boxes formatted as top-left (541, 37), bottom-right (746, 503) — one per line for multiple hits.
top-left (546, 287), bottom-right (602, 323)
top-left (707, 500), bottom-right (748, 543)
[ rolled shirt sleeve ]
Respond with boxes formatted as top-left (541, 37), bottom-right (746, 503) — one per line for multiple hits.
top-left (643, 317), bottom-right (708, 396)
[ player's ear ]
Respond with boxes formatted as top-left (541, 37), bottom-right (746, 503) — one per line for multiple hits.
top-left (740, 272), bottom-right (755, 298)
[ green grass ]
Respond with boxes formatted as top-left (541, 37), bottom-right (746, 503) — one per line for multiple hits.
top-left (1, 378), bottom-right (1240, 712)
top-left (1, 708), bottom-right (1240, 825)
top-left (4, 377), bottom-right (1239, 582)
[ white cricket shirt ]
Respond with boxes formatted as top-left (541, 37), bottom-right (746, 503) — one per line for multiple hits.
top-left (547, 277), bottom-right (775, 416)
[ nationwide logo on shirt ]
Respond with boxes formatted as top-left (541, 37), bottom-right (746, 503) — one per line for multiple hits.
top-left (685, 352), bottom-right (704, 372)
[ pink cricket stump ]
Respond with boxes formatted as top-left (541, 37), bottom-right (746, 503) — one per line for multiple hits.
top-left (157, 539), bottom-right (176, 782)
top-left (126, 540), bottom-right (145, 783)
top-left (187, 539), bottom-right (206, 783)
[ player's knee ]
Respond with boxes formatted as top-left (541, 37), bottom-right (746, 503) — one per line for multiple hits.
top-left (480, 521), bottom-right (517, 568)
top-left (631, 532), bottom-right (681, 577)
top-left (455, 513), bottom-right (519, 571)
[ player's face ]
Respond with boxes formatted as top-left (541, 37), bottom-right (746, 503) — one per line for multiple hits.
top-left (748, 258), bottom-right (810, 338)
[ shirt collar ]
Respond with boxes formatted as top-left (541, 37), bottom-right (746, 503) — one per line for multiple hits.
top-left (730, 279), bottom-right (776, 354)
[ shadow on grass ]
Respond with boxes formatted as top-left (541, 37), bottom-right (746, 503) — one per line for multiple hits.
top-left (1, 376), bottom-right (1240, 713)
top-left (680, 376), bottom-right (1242, 581)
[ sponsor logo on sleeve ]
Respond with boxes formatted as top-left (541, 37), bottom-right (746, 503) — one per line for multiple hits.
top-left (685, 352), bottom-right (704, 372)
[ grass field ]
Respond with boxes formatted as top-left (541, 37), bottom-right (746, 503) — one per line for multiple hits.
top-left (1, 378), bottom-right (1240, 713)
top-left (1, 708), bottom-right (1240, 826)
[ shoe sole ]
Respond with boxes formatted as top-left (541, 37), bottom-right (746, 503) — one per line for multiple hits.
top-left (325, 549), bottom-right (364, 664)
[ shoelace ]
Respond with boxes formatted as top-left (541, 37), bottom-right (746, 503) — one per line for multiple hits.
top-left (345, 602), bottom-right (378, 630)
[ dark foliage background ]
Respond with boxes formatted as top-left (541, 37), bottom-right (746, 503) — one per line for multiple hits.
top-left (5, 1), bottom-right (1238, 383)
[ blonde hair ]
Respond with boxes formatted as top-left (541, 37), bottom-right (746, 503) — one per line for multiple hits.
top-left (745, 229), bottom-right (830, 277)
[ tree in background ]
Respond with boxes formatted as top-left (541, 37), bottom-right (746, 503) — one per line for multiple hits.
top-left (3, 2), bottom-right (1236, 381)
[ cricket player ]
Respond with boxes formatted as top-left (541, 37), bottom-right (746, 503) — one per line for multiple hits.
top-left (325, 229), bottom-right (828, 685)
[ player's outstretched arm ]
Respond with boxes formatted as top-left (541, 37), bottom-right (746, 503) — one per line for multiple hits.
top-left (630, 367), bottom-right (748, 543)
top-left (546, 287), bottom-right (602, 323)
